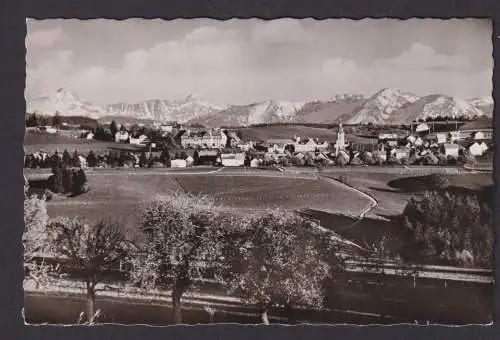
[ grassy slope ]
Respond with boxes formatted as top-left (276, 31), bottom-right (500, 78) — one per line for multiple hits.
top-left (24, 131), bottom-right (144, 154)
top-left (238, 125), bottom-right (376, 144)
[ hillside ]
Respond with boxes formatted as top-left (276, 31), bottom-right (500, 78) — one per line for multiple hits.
top-left (105, 94), bottom-right (223, 123)
top-left (295, 97), bottom-right (366, 123)
top-left (191, 100), bottom-right (306, 127)
top-left (234, 125), bottom-right (376, 144)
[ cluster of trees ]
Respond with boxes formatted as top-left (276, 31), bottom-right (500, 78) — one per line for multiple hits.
top-left (24, 192), bottom-right (342, 325)
top-left (26, 112), bottom-right (62, 128)
top-left (48, 153), bottom-right (88, 195)
top-left (402, 189), bottom-right (493, 267)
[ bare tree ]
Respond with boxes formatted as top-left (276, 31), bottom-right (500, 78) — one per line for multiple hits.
top-left (46, 217), bottom-right (131, 324)
top-left (130, 192), bottom-right (228, 324)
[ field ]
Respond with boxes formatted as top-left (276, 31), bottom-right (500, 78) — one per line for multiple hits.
top-left (177, 174), bottom-right (370, 214)
top-left (236, 125), bottom-right (376, 144)
top-left (24, 131), bottom-right (144, 154)
top-left (26, 169), bottom-right (371, 230)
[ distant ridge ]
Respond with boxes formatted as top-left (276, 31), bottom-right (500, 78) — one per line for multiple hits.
top-left (26, 88), bottom-right (493, 126)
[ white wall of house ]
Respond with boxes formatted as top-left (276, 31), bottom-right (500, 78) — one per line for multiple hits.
top-left (171, 159), bottom-right (187, 168)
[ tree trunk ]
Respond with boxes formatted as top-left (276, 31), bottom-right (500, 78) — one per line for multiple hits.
top-left (171, 289), bottom-right (183, 324)
top-left (261, 307), bottom-right (270, 325)
top-left (171, 277), bottom-right (191, 324)
top-left (86, 281), bottom-right (96, 324)
top-left (285, 304), bottom-right (296, 324)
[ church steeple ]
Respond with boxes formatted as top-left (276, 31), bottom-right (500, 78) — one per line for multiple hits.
top-left (335, 120), bottom-right (346, 156)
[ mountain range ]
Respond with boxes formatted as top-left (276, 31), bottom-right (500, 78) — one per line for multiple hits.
top-left (26, 88), bottom-right (493, 126)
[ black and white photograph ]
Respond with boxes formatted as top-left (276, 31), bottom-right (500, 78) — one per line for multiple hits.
top-left (23, 18), bottom-right (494, 326)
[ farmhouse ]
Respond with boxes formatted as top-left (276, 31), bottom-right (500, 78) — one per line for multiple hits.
top-left (444, 143), bottom-right (460, 158)
top-left (180, 129), bottom-right (228, 148)
top-left (115, 131), bottom-right (130, 143)
top-left (220, 152), bottom-right (245, 167)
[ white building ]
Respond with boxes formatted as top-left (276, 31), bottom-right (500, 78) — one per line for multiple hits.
top-left (250, 158), bottom-right (262, 168)
top-left (171, 159), bottom-right (187, 168)
top-left (334, 123), bottom-right (346, 156)
top-left (220, 153), bottom-right (245, 167)
top-left (444, 143), bottom-right (459, 158)
top-left (469, 142), bottom-right (484, 156)
top-left (415, 123), bottom-right (430, 133)
top-left (129, 134), bottom-right (149, 145)
top-left (115, 131), bottom-right (130, 143)
top-left (86, 132), bottom-right (95, 140)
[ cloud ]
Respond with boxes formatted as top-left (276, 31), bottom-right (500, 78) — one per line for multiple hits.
top-left (26, 26), bottom-right (63, 49)
top-left (374, 42), bottom-right (471, 71)
top-left (252, 19), bottom-right (313, 43)
top-left (25, 25), bottom-right (491, 104)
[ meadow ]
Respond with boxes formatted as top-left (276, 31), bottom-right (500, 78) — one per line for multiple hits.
top-left (24, 131), bottom-right (144, 154)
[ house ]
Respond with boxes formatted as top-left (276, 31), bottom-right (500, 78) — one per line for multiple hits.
top-left (220, 152), bottom-right (245, 167)
top-left (437, 132), bottom-right (448, 144)
top-left (444, 143), bottom-right (459, 158)
top-left (115, 131), bottom-right (130, 143)
top-left (415, 123), bottom-right (430, 134)
top-left (171, 159), bottom-right (187, 168)
top-left (129, 134), bottom-right (149, 145)
top-left (469, 142), bottom-right (484, 156)
top-left (197, 150), bottom-right (219, 165)
top-left (378, 133), bottom-right (399, 141)
top-left (267, 139), bottom-right (294, 153)
top-left (449, 131), bottom-right (473, 142)
top-left (86, 132), bottom-right (95, 140)
top-left (294, 138), bottom-right (328, 153)
top-left (394, 147), bottom-right (410, 160)
top-left (185, 156), bottom-right (194, 166)
top-left (250, 158), bottom-right (261, 168)
top-left (414, 137), bottom-right (424, 147)
top-left (180, 129), bottom-right (228, 148)
top-left (159, 123), bottom-right (176, 134)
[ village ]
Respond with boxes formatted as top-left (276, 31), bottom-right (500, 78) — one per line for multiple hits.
top-left (24, 115), bottom-right (494, 171)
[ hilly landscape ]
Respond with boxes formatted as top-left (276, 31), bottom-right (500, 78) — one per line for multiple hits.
top-left (26, 88), bottom-right (493, 126)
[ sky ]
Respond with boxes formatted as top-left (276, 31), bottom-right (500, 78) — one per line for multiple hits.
top-left (26, 19), bottom-right (493, 106)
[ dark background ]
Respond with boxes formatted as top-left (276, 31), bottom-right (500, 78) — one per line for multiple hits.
top-left (1, 0), bottom-right (499, 339)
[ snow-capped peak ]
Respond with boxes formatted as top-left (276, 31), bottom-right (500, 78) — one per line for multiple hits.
top-left (347, 88), bottom-right (420, 124)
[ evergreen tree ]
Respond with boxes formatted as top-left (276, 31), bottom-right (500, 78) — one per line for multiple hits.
top-left (118, 151), bottom-right (127, 167)
top-left (62, 150), bottom-right (72, 167)
top-left (50, 154), bottom-right (65, 194)
top-left (87, 150), bottom-right (98, 168)
top-left (62, 168), bottom-right (74, 193)
top-left (26, 113), bottom-right (39, 127)
top-left (139, 151), bottom-right (148, 168)
top-left (72, 150), bottom-right (81, 167)
top-left (52, 112), bottom-right (62, 128)
top-left (110, 120), bottom-right (118, 138)
top-left (160, 148), bottom-right (171, 164)
top-left (72, 169), bottom-right (88, 195)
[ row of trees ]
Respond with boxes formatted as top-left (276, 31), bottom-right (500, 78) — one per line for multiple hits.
top-left (26, 112), bottom-right (62, 128)
top-left (49, 155), bottom-right (88, 195)
top-left (24, 192), bottom-right (341, 325)
top-left (24, 187), bottom-right (493, 324)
